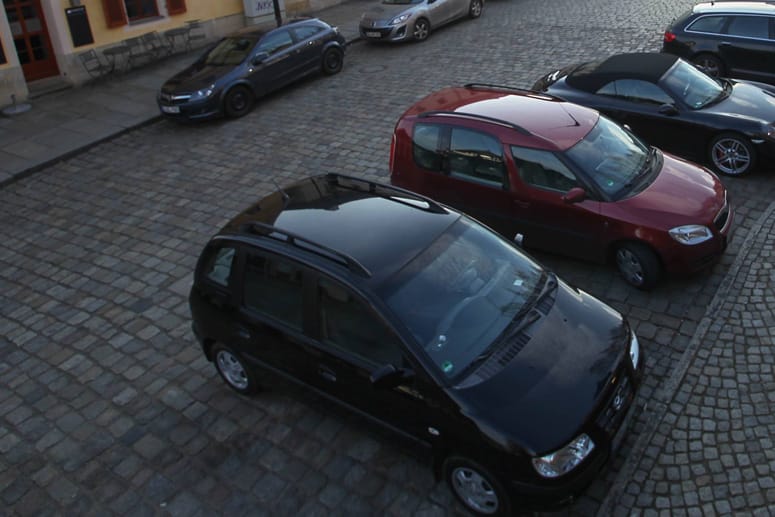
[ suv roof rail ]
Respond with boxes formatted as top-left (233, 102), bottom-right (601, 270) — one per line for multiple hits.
top-left (244, 221), bottom-right (372, 278)
top-left (418, 110), bottom-right (532, 135)
top-left (463, 82), bottom-right (566, 102)
top-left (324, 173), bottom-right (448, 214)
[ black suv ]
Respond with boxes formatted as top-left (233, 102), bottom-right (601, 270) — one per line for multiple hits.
top-left (189, 174), bottom-right (643, 515)
top-left (663, 1), bottom-right (775, 82)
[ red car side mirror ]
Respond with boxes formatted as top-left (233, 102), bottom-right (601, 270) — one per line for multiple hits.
top-left (562, 187), bottom-right (587, 204)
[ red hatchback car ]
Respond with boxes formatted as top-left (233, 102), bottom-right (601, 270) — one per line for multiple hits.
top-left (390, 84), bottom-right (734, 289)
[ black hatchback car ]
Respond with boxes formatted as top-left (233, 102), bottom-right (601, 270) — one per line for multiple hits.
top-left (158, 18), bottom-right (345, 121)
top-left (663, 1), bottom-right (775, 83)
top-left (189, 174), bottom-right (643, 515)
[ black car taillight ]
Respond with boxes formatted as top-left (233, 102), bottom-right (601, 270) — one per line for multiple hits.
top-left (664, 31), bottom-right (676, 43)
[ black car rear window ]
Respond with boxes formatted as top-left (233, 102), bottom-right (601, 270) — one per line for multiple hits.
top-left (687, 15), bottom-right (727, 34)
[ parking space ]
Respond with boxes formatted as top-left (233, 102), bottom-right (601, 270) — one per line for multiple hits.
top-left (2, 0), bottom-right (775, 515)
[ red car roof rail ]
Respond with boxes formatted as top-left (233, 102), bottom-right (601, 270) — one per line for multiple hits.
top-left (243, 221), bottom-right (373, 278)
top-left (463, 82), bottom-right (566, 102)
top-left (418, 110), bottom-right (532, 135)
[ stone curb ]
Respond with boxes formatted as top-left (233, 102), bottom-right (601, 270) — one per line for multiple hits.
top-left (597, 200), bottom-right (775, 516)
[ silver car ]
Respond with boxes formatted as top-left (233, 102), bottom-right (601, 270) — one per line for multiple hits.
top-left (359, 0), bottom-right (483, 43)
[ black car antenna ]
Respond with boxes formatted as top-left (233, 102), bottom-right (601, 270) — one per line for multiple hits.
top-left (269, 176), bottom-right (290, 206)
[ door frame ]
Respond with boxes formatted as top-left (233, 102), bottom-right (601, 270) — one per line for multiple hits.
top-left (5, 0), bottom-right (60, 81)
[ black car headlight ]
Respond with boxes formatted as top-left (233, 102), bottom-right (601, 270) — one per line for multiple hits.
top-left (190, 88), bottom-right (214, 101)
top-left (629, 329), bottom-right (640, 370)
top-left (532, 434), bottom-right (595, 478)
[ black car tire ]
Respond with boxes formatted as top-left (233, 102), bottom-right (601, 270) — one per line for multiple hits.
top-left (443, 456), bottom-right (511, 516)
top-left (615, 242), bottom-right (660, 290)
top-left (708, 132), bottom-right (755, 176)
top-left (223, 85), bottom-right (255, 119)
top-left (413, 18), bottom-right (430, 42)
top-left (321, 48), bottom-right (344, 75)
top-left (469, 0), bottom-right (483, 18)
top-left (213, 344), bottom-right (259, 395)
top-left (692, 53), bottom-right (724, 78)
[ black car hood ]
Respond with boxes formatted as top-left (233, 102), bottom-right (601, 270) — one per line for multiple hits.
top-left (702, 80), bottom-right (775, 123)
top-left (161, 61), bottom-right (237, 93)
top-left (451, 281), bottom-right (627, 455)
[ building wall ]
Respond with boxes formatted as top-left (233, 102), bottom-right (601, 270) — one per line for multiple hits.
top-left (0, 8), bottom-right (28, 108)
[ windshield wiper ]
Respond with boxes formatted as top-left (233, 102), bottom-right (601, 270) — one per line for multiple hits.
top-left (621, 146), bottom-right (656, 192)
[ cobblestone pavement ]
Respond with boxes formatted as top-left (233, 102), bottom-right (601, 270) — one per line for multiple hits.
top-left (2, 0), bottom-right (775, 515)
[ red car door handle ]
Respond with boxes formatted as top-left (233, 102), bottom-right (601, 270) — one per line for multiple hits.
top-left (514, 200), bottom-right (530, 208)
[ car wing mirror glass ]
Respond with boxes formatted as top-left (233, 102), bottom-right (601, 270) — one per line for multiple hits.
top-left (658, 103), bottom-right (678, 116)
top-left (370, 364), bottom-right (414, 389)
top-left (252, 52), bottom-right (269, 65)
top-left (562, 187), bottom-right (587, 204)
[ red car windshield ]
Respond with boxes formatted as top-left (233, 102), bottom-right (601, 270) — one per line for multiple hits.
top-left (564, 116), bottom-right (651, 199)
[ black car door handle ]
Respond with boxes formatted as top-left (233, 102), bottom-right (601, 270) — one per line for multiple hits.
top-left (318, 366), bottom-right (337, 383)
top-left (235, 327), bottom-right (251, 339)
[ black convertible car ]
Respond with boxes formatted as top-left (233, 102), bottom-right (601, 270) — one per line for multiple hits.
top-left (533, 53), bottom-right (775, 176)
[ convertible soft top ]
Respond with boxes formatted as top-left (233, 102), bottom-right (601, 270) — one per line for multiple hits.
top-left (565, 53), bottom-right (680, 92)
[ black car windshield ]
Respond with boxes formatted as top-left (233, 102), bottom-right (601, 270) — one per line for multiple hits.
top-left (380, 217), bottom-right (544, 381)
top-left (564, 116), bottom-right (651, 199)
top-left (203, 37), bottom-right (257, 66)
top-left (661, 59), bottom-right (725, 109)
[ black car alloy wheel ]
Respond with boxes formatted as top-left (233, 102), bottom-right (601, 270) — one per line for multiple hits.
top-left (691, 53), bottom-right (724, 78)
top-left (443, 456), bottom-right (510, 516)
top-left (213, 344), bottom-right (259, 395)
top-left (709, 132), bottom-right (755, 176)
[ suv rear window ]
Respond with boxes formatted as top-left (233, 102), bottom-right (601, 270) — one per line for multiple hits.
top-left (687, 15), bottom-right (727, 34)
top-left (202, 246), bottom-right (236, 287)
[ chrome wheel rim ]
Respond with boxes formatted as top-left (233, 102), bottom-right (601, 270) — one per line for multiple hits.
top-left (695, 57), bottom-right (720, 77)
top-left (450, 467), bottom-right (499, 514)
top-left (414, 21), bottom-right (429, 40)
top-left (712, 137), bottom-right (751, 175)
top-left (216, 350), bottom-right (249, 390)
top-left (616, 248), bottom-right (644, 286)
top-left (471, 0), bottom-right (482, 16)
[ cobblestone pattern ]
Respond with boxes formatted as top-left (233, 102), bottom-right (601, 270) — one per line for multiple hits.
top-left (611, 202), bottom-right (775, 516)
top-left (2, 0), bottom-right (775, 515)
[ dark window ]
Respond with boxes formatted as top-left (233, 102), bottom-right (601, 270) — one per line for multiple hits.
top-left (412, 123), bottom-right (443, 171)
top-left (727, 15), bottom-right (770, 40)
top-left (257, 29), bottom-right (294, 55)
top-left (243, 254), bottom-right (303, 330)
top-left (293, 25), bottom-right (323, 41)
top-left (319, 278), bottom-right (403, 366)
top-left (512, 146), bottom-right (580, 192)
top-left (448, 128), bottom-right (507, 188)
top-left (597, 79), bottom-right (673, 106)
top-left (0, 40), bottom-right (5, 64)
top-left (202, 246), bottom-right (236, 287)
top-left (124, 0), bottom-right (159, 22)
top-left (687, 15), bottom-right (727, 34)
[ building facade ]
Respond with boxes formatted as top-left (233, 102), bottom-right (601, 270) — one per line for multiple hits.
top-left (0, 0), bottom-right (339, 109)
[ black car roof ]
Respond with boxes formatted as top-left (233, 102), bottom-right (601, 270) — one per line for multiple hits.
top-left (219, 174), bottom-right (459, 286)
top-left (566, 53), bottom-right (679, 92)
top-left (693, 1), bottom-right (775, 16)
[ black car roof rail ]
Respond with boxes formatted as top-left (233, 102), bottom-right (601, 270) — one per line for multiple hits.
top-left (244, 221), bottom-right (372, 278)
top-left (463, 82), bottom-right (566, 102)
top-left (418, 110), bottom-right (532, 135)
top-left (324, 173), bottom-right (448, 214)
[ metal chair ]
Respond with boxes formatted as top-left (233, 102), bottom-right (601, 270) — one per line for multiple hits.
top-left (141, 31), bottom-right (171, 58)
top-left (125, 36), bottom-right (152, 68)
top-left (186, 20), bottom-right (206, 50)
top-left (78, 49), bottom-right (112, 79)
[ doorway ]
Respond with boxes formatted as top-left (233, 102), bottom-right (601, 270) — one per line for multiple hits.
top-left (4, 0), bottom-right (59, 81)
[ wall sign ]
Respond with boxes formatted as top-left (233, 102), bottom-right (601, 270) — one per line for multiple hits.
top-left (65, 6), bottom-right (95, 48)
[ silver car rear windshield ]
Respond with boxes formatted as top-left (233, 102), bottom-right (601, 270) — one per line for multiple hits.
top-left (380, 217), bottom-right (544, 380)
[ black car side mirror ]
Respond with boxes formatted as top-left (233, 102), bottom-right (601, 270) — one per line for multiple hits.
top-left (251, 52), bottom-right (269, 66)
top-left (658, 103), bottom-right (678, 116)
top-left (562, 187), bottom-right (587, 204)
top-left (370, 364), bottom-right (414, 389)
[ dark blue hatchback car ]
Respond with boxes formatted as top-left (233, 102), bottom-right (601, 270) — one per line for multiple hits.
top-left (158, 18), bottom-right (345, 121)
